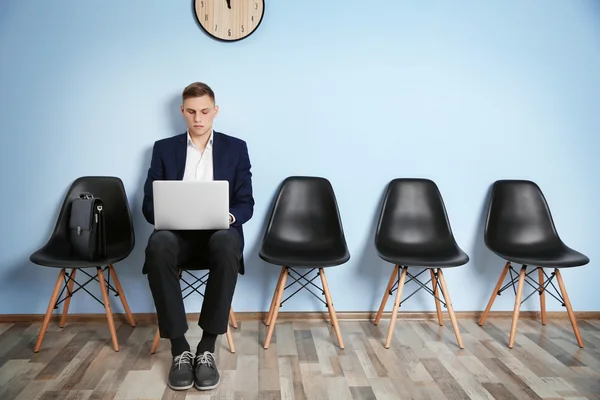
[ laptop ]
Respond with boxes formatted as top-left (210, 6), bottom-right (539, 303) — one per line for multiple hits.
top-left (153, 180), bottom-right (230, 230)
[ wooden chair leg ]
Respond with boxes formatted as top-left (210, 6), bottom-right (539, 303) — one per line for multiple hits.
top-left (538, 268), bottom-right (546, 325)
top-left (59, 269), bottom-right (77, 328)
top-left (430, 269), bottom-right (443, 326)
top-left (267, 267), bottom-right (287, 327)
top-left (264, 267), bottom-right (288, 349)
top-left (385, 266), bottom-right (408, 349)
top-left (229, 307), bottom-right (238, 329)
top-left (508, 266), bottom-right (527, 349)
top-left (436, 269), bottom-right (464, 349)
top-left (108, 264), bottom-right (135, 327)
top-left (479, 262), bottom-right (511, 326)
top-left (319, 268), bottom-right (344, 350)
top-left (151, 328), bottom-right (160, 354)
top-left (555, 269), bottom-right (584, 348)
top-left (320, 271), bottom-right (336, 328)
top-left (98, 267), bottom-right (119, 352)
top-left (374, 265), bottom-right (399, 326)
top-left (34, 269), bottom-right (66, 353)
top-left (225, 325), bottom-right (235, 353)
top-left (266, 268), bottom-right (285, 326)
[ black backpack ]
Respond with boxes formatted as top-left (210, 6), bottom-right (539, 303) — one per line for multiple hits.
top-left (68, 192), bottom-right (106, 260)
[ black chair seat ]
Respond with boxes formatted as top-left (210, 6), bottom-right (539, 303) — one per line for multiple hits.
top-left (179, 255), bottom-right (246, 272)
top-left (259, 176), bottom-right (350, 268)
top-left (488, 243), bottom-right (589, 268)
top-left (374, 178), bottom-right (469, 268)
top-left (30, 243), bottom-right (131, 268)
top-left (29, 176), bottom-right (135, 269)
top-left (179, 262), bottom-right (208, 271)
top-left (259, 241), bottom-right (350, 268)
top-left (376, 242), bottom-right (468, 267)
top-left (485, 180), bottom-right (590, 269)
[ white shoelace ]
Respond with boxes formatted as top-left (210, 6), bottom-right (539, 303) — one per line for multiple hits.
top-left (196, 351), bottom-right (215, 368)
top-left (174, 350), bottom-right (194, 369)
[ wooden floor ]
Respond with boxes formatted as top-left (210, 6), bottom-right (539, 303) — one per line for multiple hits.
top-left (1, 317), bottom-right (599, 400)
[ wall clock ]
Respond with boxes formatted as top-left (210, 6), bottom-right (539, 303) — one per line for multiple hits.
top-left (195, 0), bottom-right (265, 42)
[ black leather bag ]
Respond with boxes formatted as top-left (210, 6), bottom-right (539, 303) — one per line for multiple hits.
top-left (68, 192), bottom-right (106, 260)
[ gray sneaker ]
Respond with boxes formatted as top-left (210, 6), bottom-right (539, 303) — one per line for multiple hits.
top-left (168, 351), bottom-right (195, 391)
top-left (194, 351), bottom-right (220, 390)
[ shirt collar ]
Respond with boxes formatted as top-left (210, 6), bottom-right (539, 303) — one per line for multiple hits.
top-left (187, 129), bottom-right (213, 150)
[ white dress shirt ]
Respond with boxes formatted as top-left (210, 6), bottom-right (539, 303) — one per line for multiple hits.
top-left (182, 130), bottom-right (234, 224)
top-left (182, 130), bottom-right (214, 182)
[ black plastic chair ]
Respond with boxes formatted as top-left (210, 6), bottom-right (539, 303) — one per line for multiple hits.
top-left (373, 178), bottom-right (468, 349)
top-left (150, 263), bottom-right (238, 354)
top-left (30, 176), bottom-right (136, 353)
top-left (478, 180), bottom-right (589, 348)
top-left (260, 176), bottom-right (350, 350)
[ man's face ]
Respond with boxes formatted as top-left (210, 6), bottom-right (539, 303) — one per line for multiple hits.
top-left (180, 95), bottom-right (219, 138)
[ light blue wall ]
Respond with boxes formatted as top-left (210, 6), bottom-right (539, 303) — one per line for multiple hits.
top-left (1, 1), bottom-right (599, 315)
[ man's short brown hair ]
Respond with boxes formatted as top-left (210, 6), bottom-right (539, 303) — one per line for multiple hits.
top-left (182, 82), bottom-right (215, 103)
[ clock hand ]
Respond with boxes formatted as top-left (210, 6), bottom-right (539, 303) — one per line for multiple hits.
top-left (226, 0), bottom-right (231, 9)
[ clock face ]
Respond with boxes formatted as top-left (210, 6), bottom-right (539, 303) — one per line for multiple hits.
top-left (195, 0), bottom-right (265, 42)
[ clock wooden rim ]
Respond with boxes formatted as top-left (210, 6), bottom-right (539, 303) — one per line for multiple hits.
top-left (193, 0), bottom-right (265, 42)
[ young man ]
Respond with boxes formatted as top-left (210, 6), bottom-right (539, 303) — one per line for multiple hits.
top-left (141, 82), bottom-right (254, 391)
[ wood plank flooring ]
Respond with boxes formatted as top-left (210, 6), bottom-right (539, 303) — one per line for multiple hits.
top-left (0, 317), bottom-right (599, 399)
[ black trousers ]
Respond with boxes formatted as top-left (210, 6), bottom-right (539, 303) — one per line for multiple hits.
top-left (144, 229), bottom-right (241, 338)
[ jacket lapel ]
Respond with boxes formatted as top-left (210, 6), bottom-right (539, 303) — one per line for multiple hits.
top-left (175, 133), bottom-right (187, 180)
top-left (212, 131), bottom-right (226, 181)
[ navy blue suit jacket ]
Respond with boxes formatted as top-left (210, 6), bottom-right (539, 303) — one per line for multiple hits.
top-left (142, 131), bottom-right (254, 274)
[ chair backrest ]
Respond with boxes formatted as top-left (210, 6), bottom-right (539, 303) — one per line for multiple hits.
top-left (261, 176), bottom-right (347, 248)
top-left (485, 180), bottom-right (561, 251)
top-left (47, 176), bottom-right (135, 256)
top-left (375, 178), bottom-right (456, 250)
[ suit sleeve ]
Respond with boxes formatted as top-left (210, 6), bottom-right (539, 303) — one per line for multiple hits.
top-left (142, 142), bottom-right (164, 225)
top-left (229, 141), bottom-right (254, 226)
